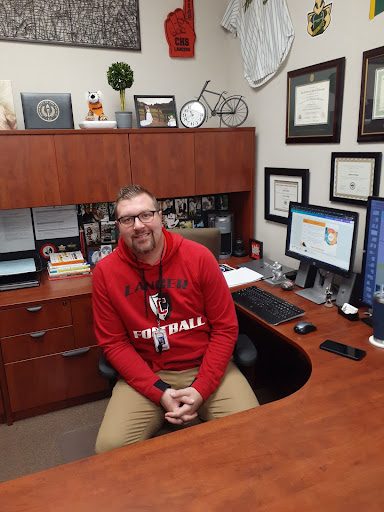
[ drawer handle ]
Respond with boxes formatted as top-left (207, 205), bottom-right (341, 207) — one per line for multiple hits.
top-left (62, 347), bottom-right (90, 358)
top-left (30, 331), bottom-right (46, 339)
top-left (26, 306), bottom-right (43, 313)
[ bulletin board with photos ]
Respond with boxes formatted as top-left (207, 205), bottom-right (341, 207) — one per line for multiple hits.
top-left (78, 202), bottom-right (117, 266)
top-left (159, 194), bottom-right (230, 229)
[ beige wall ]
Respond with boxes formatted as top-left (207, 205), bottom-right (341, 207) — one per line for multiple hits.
top-left (2, 0), bottom-right (384, 271)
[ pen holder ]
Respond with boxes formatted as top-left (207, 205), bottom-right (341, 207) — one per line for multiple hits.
top-left (337, 306), bottom-right (359, 321)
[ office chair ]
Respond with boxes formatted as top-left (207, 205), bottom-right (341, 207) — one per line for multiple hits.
top-left (99, 228), bottom-right (257, 386)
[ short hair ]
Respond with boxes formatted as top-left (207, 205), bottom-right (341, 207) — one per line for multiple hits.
top-left (115, 185), bottom-right (159, 214)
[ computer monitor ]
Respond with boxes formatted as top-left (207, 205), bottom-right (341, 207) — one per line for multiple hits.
top-left (285, 202), bottom-right (358, 304)
top-left (361, 196), bottom-right (384, 309)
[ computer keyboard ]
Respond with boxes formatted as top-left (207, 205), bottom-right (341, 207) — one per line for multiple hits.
top-left (232, 286), bottom-right (305, 325)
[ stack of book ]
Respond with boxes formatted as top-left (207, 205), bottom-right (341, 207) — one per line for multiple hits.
top-left (47, 251), bottom-right (91, 280)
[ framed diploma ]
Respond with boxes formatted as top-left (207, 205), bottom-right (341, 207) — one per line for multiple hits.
top-left (286, 57), bottom-right (345, 144)
top-left (358, 46), bottom-right (384, 142)
top-left (265, 168), bottom-right (309, 224)
top-left (330, 152), bottom-right (381, 205)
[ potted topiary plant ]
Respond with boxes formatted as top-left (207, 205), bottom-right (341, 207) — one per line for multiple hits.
top-left (107, 62), bottom-right (134, 128)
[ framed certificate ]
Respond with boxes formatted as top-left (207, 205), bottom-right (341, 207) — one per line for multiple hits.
top-left (358, 46), bottom-right (384, 142)
top-left (265, 168), bottom-right (309, 224)
top-left (286, 58), bottom-right (345, 143)
top-left (330, 152), bottom-right (381, 205)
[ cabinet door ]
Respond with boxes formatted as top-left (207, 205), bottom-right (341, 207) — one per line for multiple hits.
top-left (0, 135), bottom-right (61, 209)
top-left (54, 133), bottom-right (131, 204)
top-left (71, 296), bottom-right (97, 348)
top-left (129, 132), bottom-right (195, 198)
top-left (195, 130), bottom-right (254, 195)
top-left (5, 346), bottom-right (108, 413)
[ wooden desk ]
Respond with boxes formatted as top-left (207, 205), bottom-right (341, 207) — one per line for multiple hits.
top-left (1, 280), bottom-right (384, 511)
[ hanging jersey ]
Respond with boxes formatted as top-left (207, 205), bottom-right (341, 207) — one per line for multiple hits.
top-left (221, 0), bottom-right (294, 87)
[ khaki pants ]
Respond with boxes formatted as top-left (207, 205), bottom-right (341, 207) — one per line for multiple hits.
top-left (95, 362), bottom-right (259, 453)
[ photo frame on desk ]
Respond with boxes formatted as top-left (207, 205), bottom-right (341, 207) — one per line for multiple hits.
top-left (134, 95), bottom-right (177, 128)
top-left (286, 57), bottom-right (345, 143)
top-left (330, 152), bottom-right (381, 205)
top-left (358, 45), bottom-right (384, 142)
top-left (265, 167), bottom-right (309, 224)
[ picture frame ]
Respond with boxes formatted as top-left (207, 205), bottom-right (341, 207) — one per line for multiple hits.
top-left (265, 167), bottom-right (309, 224)
top-left (21, 92), bottom-right (74, 129)
top-left (249, 239), bottom-right (263, 260)
top-left (286, 57), bottom-right (345, 144)
top-left (357, 45), bottom-right (384, 142)
top-left (330, 152), bottom-right (382, 205)
top-left (0, 0), bottom-right (141, 51)
top-left (134, 96), bottom-right (177, 128)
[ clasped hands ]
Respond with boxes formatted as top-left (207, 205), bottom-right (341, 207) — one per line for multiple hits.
top-left (160, 387), bottom-right (203, 425)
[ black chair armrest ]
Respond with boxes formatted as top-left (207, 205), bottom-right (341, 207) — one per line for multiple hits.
top-left (99, 353), bottom-right (118, 381)
top-left (233, 334), bottom-right (258, 368)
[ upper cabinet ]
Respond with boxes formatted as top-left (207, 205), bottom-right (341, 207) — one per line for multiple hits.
top-left (195, 129), bottom-right (254, 195)
top-left (0, 128), bottom-right (255, 209)
top-left (0, 135), bottom-right (61, 209)
top-left (129, 132), bottom-right (195, 198)
top-left (54, 133), bottom-right (131, 204)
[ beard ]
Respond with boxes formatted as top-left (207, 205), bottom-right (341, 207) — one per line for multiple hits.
top-left (131, 231), bottom-right (156, 255)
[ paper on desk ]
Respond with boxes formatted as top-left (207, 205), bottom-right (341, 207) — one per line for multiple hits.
top-left (32, 205), bottom-right (79, 240)
top-left (0, 258), bottom-right (36, 276)
top-left (0, 209), bottom-right (35, 253)
top-left (223, 267), bottom-right (263, 288)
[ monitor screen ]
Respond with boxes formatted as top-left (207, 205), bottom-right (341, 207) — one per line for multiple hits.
top-left (361, 196), bottom-right (384, 307)
top-left (285, 202), bottom-right (358, 277)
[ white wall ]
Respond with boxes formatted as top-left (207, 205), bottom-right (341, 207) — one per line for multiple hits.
top-left (2, 0), bottom-right (384, 272)
top-left (224, 0), bottom-right (384, 271)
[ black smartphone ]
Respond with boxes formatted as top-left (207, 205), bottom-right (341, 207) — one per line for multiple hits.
top-left (319, 340), bottom-right (366, 361)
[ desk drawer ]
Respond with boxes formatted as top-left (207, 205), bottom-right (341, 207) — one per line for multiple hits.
top-left (5, 345), bottom-right (108, 413)
top-left (1, 326), bottom-right (75, 363)
top-left (0, 300), bottom-right (72, 337)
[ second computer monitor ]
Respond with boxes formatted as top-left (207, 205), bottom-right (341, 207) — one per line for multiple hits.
top-left (285, 202), bottom-right (359, 304)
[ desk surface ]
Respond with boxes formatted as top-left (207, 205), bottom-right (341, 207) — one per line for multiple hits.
top-left (1, 278), bottom-right (384, 511)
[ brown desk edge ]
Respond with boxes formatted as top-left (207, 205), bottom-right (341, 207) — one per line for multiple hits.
top-left (0, 276), bottom-right (383, 511)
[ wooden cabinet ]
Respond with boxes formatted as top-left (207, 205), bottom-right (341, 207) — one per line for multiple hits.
top-left (0, 381), bottom-right (4, 423)
top-left (0, 291), bottom-right (108, 422)
top-left (54, 133), bottom-right (132, 204)
top-left (0, 134), bottom-right (61, 209)
top-left (195, 130), bottom-right (254, 195)
top-left (129, 132), bottom-right (196, 198)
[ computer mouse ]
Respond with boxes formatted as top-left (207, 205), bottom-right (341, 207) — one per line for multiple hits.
top-left (280, 279), bottom-right (294, 291)
top-left (294, 321), bottom-right (317, 335)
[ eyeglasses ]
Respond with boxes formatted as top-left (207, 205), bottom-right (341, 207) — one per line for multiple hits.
top-left (117, 210), bottom-right (158, 227)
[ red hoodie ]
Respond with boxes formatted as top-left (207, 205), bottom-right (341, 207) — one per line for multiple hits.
top-left (92, 228), bottom-right (238, 404)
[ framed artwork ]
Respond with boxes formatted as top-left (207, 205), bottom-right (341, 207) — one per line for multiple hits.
top-left (265, 167), bottom-right (309, 224)
top-left (358, 45), bottom-right (384, 142)
top-left (330, 152), bottom-right (381, 205)
top-left (286, 57), bottom-right (345, 143)
top-left (21, 93), bottom-right (74, 129)
top-left (0, 0), bottom-right (141, 51)
top-left (249, 239), bottom-right (263, 260)
top-left (0, 80), bottom-right (17, 130)
top-left (134, 96), bottom-right (178, 128)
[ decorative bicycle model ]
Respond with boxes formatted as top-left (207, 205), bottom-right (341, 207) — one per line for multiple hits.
top-left (179, 80), bottom-right (248, 128)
